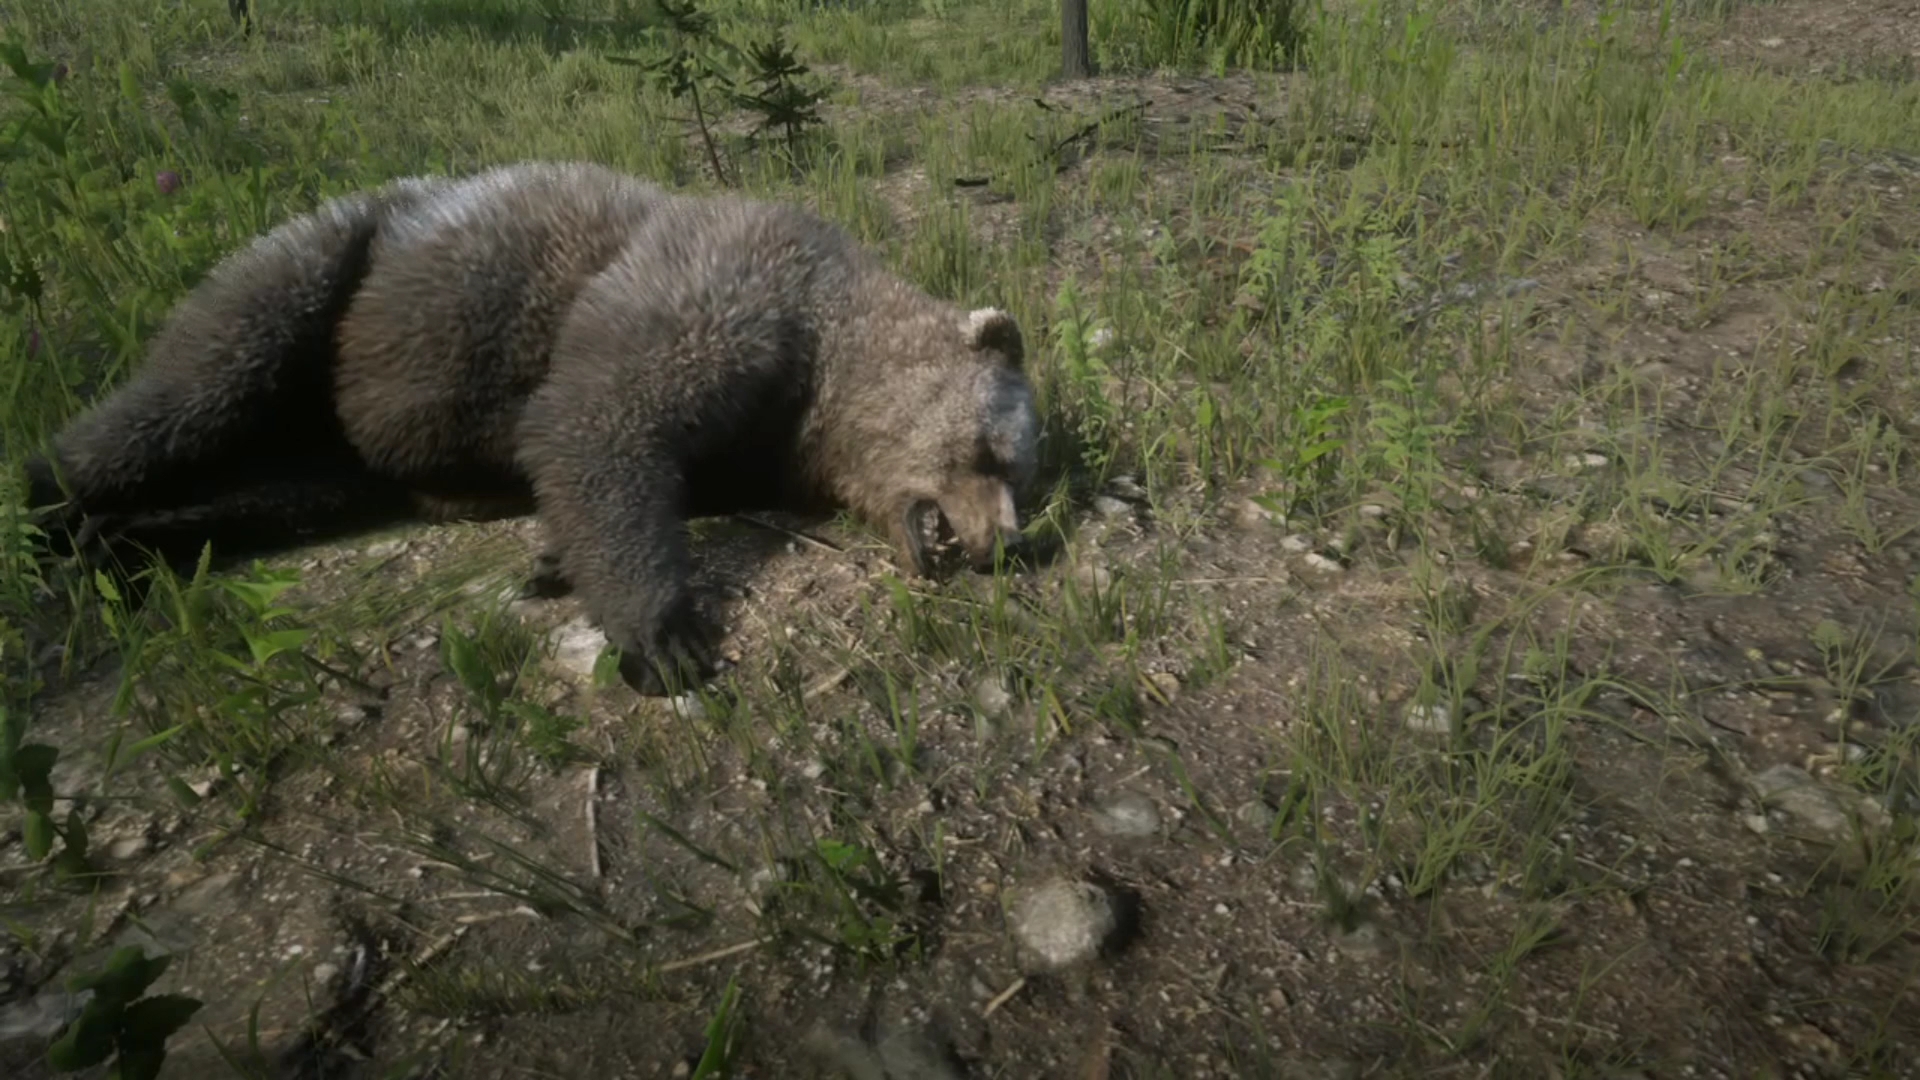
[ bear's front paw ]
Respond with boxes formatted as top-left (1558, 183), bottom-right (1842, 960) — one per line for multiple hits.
top-left (608, 600), bottom-right (721, 698)
top-left (520, 550), bottom-right (575, 600)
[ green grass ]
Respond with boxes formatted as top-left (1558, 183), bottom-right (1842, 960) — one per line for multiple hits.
top-left (4, 0), bottom-right (1920, 1074)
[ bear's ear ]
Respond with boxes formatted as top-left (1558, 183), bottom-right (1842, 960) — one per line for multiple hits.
top-left (964, 307), bottom-right (1024, 368)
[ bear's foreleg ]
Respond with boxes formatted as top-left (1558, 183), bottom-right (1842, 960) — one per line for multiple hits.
top-left (516, 386), bottom-right (719, 697)
top-left (520, 549), bottom-right (574, 600)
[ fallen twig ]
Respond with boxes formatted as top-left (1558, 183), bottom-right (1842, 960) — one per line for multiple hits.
top-left (956, 99), bottom-right (1150, 188)
top-left (731, 512), bottom-right (844, 554)
top-left (982, 975), bottom-right (1028, 1018)
top-left (584, 765), bottom-right (602, 878)
top-left (657, 936), bottom-right (769, 974)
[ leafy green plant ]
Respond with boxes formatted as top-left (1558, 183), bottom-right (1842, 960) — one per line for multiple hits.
top-left (1049, 274), bottom-right (1118, 480)
top-left (45, 945), bottom-right (204, 1080)
top-left (94, 551), bottom-right (337, 822)
top-left (1257, 393), bottom-right (1351, 519)
top-left (690, 976), bottom-right (743, 1079)
top-left (0, 469), bottom-right (63, 872)
top-left (766, 836), bottom-right (928, 968)
top-left (1361, 367), bottom-right (1464, 518)
top-left (441, 616), bottom-right (588, 772)
top-left (7, 741), bottom-right (91, 881)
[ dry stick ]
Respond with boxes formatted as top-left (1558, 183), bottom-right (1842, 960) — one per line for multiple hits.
top-left (954, 99), bottom-right (1149, 187)
top-left (730, 512), bottom-right (844, 554)
top-left (981, 976), bottom-right (1028, 1018)
top-left (453, 908), bottom-right (544, 925)
top-left (804, 666), bottom-right (851, 700)
top-left (584, 765), bottom-right (603, 878)
top-left (656, 937), bottom-right (769, 974)
top-left (1032, 98), bottom-right (1149, 160)
top-left (374, 925), bottom-right (470, 999)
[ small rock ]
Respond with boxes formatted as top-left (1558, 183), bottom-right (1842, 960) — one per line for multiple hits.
top-left (1357, 503), bottom-right (1387, 519)
top-left (1405, 702), bottom-right (1453, 734)
top-left (107, 832), bottom-right (151, 861)
top-left (1108, 474), bottom-right (1148, 500)
top-left (1146, 670), bottom-right (1181, 702)
top-left (1280, 534), bottom-right (1312, 553)
top-left (1235, 800), bottom-right (1278, 833)
top-left (1010, 879), bottom-right (1120, 970)
top-left (1091, 495), bottom-right (1133, 519)
top-left (668, 694), bottom-right (706, 722)
top-left (875, 1029), bottom-right (967, 1080)
top-left (171, 872), bottom-right (238, 915)
top-left (1796, 468), bottom-right (1837, 494)
top-left (972, 676), bottom-right (1013, 720)
top-left (363, 538), bottom-right (409, 560)
top-left (1778, 1021), bottom-right (1842, 1064)
top-left (1072, 561), bottom-right (1115, 594)
top-left (1751, 764), bottom-right (1890, 842)
top-left (0, 988), bottom-right (89, 1042)
top-left (744, 862), bottom-right (792, 905)
top-left (1302, 552), bottom-right (1343, 574)
top-left (1092, 792), bottom-right (1161, 838)
top-left (1331, 921), bottom-right (1388, 960)
top-left (550, 616), bottom-right (609, 679)
top-left (806, 1025), bottom-right (966, 1080)
top-left (1235, 498), bottom-right (1284, 528)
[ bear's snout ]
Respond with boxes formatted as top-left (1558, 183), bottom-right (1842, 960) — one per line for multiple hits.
top-left (935, 474), bottom-right (1028, 574)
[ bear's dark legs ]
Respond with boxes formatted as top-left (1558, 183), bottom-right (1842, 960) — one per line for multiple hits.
top-left (25, 379), bottom-right (320, 563)
top-left (27, 195), bottom-right (386, 539)
top-left (521, 549), bottom-right (574, 600)
top-left (77, 457), bottom-right (421, 577)
top-left (529, 451), bottom-right (715, 696)
top-left (516, 381), bottom-right (720, 696)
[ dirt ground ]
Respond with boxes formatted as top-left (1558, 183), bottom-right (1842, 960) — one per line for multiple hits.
top-left (4, 1), bottom-right (1920, 1077)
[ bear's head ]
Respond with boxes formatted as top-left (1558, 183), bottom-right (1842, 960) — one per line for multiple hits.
top-left (884, 306), bottom-right (1038, 577)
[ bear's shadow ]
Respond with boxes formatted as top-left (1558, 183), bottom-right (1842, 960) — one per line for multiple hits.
top-left (35, 479), bottom-right (1070, 687)
top-left (23, 501), bottom-right (774, 705)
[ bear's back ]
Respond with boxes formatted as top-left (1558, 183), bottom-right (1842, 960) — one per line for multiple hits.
top-left (331, 162), bottom-right (670, 490)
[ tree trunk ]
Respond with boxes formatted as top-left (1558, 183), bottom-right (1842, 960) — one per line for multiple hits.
top-left (1061, 0), bottom-right (1093, 79)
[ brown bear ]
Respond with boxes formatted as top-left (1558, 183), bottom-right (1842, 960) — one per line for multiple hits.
top-left (24, 160), bottom-right (1040, 695)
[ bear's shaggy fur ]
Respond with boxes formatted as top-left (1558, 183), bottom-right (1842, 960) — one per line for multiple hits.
top-left (25, 161), bottom-right (1040, 694)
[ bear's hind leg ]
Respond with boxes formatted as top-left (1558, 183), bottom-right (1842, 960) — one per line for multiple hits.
top-left (85, 458), bottom-right (419, 577)
top-left (28, 194), bottom-right (389, 539)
